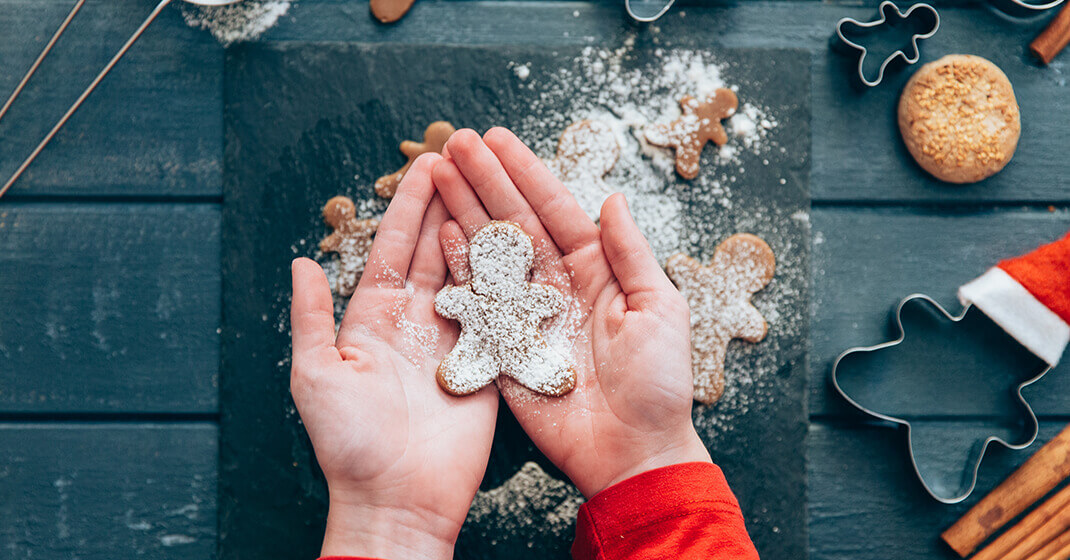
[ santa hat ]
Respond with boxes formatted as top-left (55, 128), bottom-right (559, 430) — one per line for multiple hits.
top-left (958, 232), bottom-right (1070, 367)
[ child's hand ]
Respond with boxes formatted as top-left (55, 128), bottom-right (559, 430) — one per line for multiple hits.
top-left (434, 129), bottom-right (710, 498)
top-left (290, 153), bottom-right (498, 560)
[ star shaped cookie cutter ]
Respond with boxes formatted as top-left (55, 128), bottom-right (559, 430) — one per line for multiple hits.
top-left (834, 1), bottom-right (940, 87)
top-left (830, 294), bottom-right (1051, 504)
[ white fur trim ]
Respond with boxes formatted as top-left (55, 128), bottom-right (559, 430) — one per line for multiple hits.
top-left (959, 267), bottom-right (1070, 367)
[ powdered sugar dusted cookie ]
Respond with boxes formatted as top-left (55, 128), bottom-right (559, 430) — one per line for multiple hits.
top-left (376, 121), bottom-right (456, 198)
top-left (666, 233), bottom-right (775, 404)
top-left (434, 221), bottom-right (575, 397)
top-left (319, 196), bottom-right (379, 297)
top-left (645, 89), bottom-right (738, 180)
top-left (545, 120), bottom-right (620, 219)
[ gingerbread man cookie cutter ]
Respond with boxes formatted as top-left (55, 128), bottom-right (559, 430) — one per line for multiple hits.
top-left (375, 121), bottom-right (456, 199)
top-left (319, 196), bottom-right (379, 297)
top-left (645, 89), bottom-right (738, 180)
top-left (434, 221), bottom-right (576, 397)
top-left (666, 233), bottom-right (775, 404)
top-left (546, 120), bottom-right (620, 219)
top-left (834, 1), bottom-right (940, 87)
top-left (625, 0), bottom-right (676, 22)
top-left (830, 294), bottom-right (1050, 503)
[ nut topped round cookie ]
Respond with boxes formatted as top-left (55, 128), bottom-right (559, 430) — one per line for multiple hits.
top-left (898, 54), bottom-right (1020, 184)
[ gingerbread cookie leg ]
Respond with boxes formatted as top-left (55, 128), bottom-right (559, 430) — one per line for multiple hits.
top-left (437, 333), bottom-right (498, 396)
top-left (501, 340), bottom-right (575, 397)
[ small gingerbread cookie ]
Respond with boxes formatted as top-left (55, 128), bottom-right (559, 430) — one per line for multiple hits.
top-left (319, 196), bottom-right (379, 297)
top-left (434, 221), bottom-right (575, 397)
top-left (899, 55), bottom-right (1020, 184)
top-left (376, 121), bottom-right (456, 198)
top-left (371, 0), bottom-right (415, 23)
top-left (645, 89), bottom-right (739, 180)
top-left (545, 120), bottom-right (620, 219)
top-left (666, 234), bottom-right (775, 404)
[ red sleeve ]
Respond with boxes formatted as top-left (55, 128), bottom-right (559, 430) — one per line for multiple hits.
top-left (571, 461), bottom-right (759, 560)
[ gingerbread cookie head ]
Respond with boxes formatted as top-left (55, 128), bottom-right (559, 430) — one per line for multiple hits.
top-left (645, 88), bottom-right (739, 180)
top-left (375, 121), bottom-right (456, 198)
top-left (666, 233), bottom-right (775, 404)
top-left (318, 196), bottom-right (380, 297)
top-left (546, 120), bottom-right (620, 219)
top-left (434, 221), bottom-right (575, 397)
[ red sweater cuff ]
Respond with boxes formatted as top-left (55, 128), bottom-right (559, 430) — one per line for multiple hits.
top-left (571, 461), bottom-right (759, 560)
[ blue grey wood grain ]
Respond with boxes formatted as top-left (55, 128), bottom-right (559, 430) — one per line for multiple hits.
top-left (808, 420), bottom-right (1070, 560)
top-left (810, 207), bottom-right (1070, 418)
top-left (0, 204), bottom-right (220, 413)
top-left (0, 423), bottom-right (217, 560)
top-left (0, 0), bottom-right (222, 197)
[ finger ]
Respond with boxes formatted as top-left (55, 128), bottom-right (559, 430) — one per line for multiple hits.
top-left (440, 142), bottom-right (451, 159)
top-left (446, 129), bottom-right (551, 240)
top-left (407, 194), bottom-right (451, 292)
top-left (432, 157), bottom-right (490, 236)
top-left (483, 126), bottom-right (600, 254)
top-left (599, 193), bottom-right (675, 298)
top-left (439, 220), bottom-right (470, 285)
top-left (361, 152), bottom-right (440, 289)
top-left (290, 258), bottom-right (341, 370)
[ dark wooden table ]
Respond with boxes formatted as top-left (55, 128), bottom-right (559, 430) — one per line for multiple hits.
top-left (1, 1), bottom-right (1069, 558)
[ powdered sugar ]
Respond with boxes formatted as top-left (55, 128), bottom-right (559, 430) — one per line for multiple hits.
top-left (463, 462), bottom-right (583, 547)
top-left (181, 1), bottom-right (291, 45)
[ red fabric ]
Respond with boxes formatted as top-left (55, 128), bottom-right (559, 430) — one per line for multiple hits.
top-left (998, 231), bottom-right (1070, 324)
top-left (571, 462), bottom-right (759, 560)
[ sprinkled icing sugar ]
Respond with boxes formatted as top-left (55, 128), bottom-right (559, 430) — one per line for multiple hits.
top-left (463, 462), bottom-right (584, 550)
top-left (181, 0), bottom-right (291, 45)
top-left (435, 222), bottom-right (576, 396)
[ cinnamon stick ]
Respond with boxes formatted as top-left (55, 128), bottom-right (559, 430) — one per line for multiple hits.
top-left (1001, 502), bottom-right (1070, 560)
top-left (1024, 529), bottom-right (1070, 560)
top-left (972, 485), bottom-right (1070, 560)
top-left (942, 424), bottom-right (1070, 557)
top-left (1032, 3), bottom-right (1070, 65)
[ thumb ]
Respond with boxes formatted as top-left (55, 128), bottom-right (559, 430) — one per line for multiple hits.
top-left (290, 258), bottom-right (341, 371)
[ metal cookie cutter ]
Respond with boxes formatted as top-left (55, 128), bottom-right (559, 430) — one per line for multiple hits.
top-left (625, 0), bottom-right (676, 22)
top-left (834, 1), bottom-right (940, 87)
top-left (830, 294), bottom-right (1051, 504)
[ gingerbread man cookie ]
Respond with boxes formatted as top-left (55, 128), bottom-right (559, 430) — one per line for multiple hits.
top-left (645, 89), bottom-right (739, 180)
top-left (666, 233), bottom-right (775, 404)
top-left (375, 121), bottom-right (456, 199)
top-left (434, 221), bottom-right (575, 397)
top-left (371, 0), bottom-right (416, 23)
top-left (545, 120), bottom-right (620, 219)
top-left (319, 196), bottom-right (379, 297)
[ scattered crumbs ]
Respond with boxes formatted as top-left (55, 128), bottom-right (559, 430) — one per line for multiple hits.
top-left (160, 535), bottom-right (197, 547)
top-left (181, 0), bottom-right (291, 45)
top-left (464, 462), bottom-right (584, 544)
top-left (512, 63), bottom-right (531, 81)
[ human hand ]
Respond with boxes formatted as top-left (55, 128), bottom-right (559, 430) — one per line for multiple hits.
top-left (289, 153), bottom-right (498, 560)
top-left (432, 128), bottom-right (710, 498)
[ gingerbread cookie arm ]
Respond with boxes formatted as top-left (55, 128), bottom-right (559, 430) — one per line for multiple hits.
top-left (526, 284), bottom-right (567, 320)
top-left (433, 285), bottom-right (473, 321)
top-left (319, 231), bottom-right (344, 254)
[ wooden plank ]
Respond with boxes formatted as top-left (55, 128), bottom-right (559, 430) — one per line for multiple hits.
top-left (0, 0), bottom-right (222, 197)
top-left (808, 420), bottom-right (1070, 560)
top-left (0, 203), bottom-right (220, 413)
top-left (0, 423), bottom-right (217, 559)
top-left (260, 1), bottom-right (1065, 202)
top-left (810, 207), bottom-right (1070, 418)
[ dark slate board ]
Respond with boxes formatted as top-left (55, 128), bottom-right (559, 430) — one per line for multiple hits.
top-left (810, 207), bottom-right (1070, 418)
top-left (0, 203), bottom-right (220, 413)
top-left (808, 420), bottom-right (1070, 560)
top-left (0, 423), bottom-right (217, 560)
top-left (0, 0), bottom-right (222, 197)
top-left (222, 41), bottom-right (809, 559)
top-left (261, 2), bottom-right (1069, 203)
